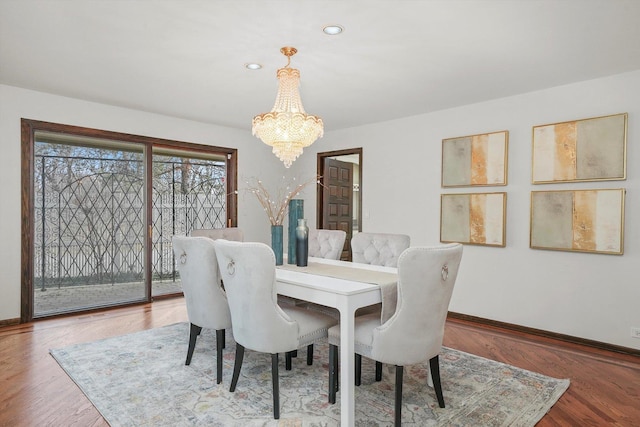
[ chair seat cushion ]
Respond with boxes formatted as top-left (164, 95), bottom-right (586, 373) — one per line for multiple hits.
top-left (328, 313), bottom-right (381, 358)
top-left (282, 305), bottom-right (338, 348)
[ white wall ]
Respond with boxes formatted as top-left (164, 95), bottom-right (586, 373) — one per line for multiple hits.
top-left (0, 84), bottom-right (279, 321)
top-left (295, 70), bottom-right (640, 350)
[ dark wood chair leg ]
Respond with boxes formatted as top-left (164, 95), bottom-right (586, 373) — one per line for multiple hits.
top-left (375, 361), bottom-right (383, 381)
top-left (285, 351), bottom-right (293, 370)
top-left (185, 323), bottom-right (202, 365)
top-left (272, 353), bottom-right (280, 419)
top-left (291, 350), bottom-right (298, 357)
top-left (355, 353), bottom-right (362, 386)
top-left (306, 344), bottom-right (314, 365)
top-left (229, 343), bottom-right (244, 392)
top-left (328, 344), bottom-right (338, 404)
top-left (221, 329), bottom-right (226, 349)
top-left (429, 355), bottom-right (445, 408)
top-left (395, 365), bottom-right (404, 427)
top-left (215, 329), bottom-right (224, 384)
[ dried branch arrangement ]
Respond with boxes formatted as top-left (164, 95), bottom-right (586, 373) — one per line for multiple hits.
top-left (244, 175), bottom-right (321, 225)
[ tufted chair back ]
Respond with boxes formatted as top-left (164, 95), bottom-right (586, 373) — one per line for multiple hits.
top-left (191, 227), bottom-right (244, 242)
top-left (308, 229), bottom-right (347, 260)
top-left (351, 232), bottom-right (410, 267)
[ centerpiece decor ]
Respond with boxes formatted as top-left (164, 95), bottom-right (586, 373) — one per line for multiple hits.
top-left (295, 218), bottom-right (309, 267)
top-left (287, 199), bottom-right (304, 264)
top-left (245, 175), bottom-right (319, 265)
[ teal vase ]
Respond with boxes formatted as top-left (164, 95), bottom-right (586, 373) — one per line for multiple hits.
top-left (288, 199), bottom-right (304, 264)
top-left (271, 225), bottom-right (283, 265)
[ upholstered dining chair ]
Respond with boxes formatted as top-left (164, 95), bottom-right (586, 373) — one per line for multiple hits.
top-left (327, 243), bottom-right (463, 426)
top-left (172, 236), bottom-right (232, 384)
top-left (351, 232), bottom-right (410, 268)
top-left (213, 239), bottom-right (338, 419)
top-left (351, 232), bottom-right (410, 321)
top-left (308, 229), bottom-right (347, 260)
top-left (191, 227), bottom-right (244, 242)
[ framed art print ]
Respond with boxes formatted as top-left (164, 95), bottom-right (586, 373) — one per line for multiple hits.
top-left (532, 113), bottom-right (627, 184)
top-left (440, 192), bottom-right (506, 247)
top-left (530, 188), bottom-right (625, 255)
top-left (441, 130), bottom-right (508, 187)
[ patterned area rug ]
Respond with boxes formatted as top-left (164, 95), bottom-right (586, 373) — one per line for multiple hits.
top-left (50, 323), bottom-right (569, 426)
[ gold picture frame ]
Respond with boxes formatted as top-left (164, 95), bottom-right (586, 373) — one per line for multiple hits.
top-left (440, 192), bottom-right (506, 247)
top-left (531, 113), bottom-right (627, 184)
top-left (441, 130), bottom-right (508, 187)
top-left (530, 188), bottom-right (625, 255)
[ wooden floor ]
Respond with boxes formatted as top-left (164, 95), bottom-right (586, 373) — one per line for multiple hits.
top-left (0, 298), bottom-right (638, 426)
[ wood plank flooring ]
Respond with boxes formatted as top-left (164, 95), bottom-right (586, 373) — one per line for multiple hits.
top-left (0, 298), bottom-right (638, 426)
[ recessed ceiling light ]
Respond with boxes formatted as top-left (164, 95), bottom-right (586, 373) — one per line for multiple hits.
top-left (245, 63), bottom-right (262, 70)
top-left (323, 25), bottom-right (343, 35)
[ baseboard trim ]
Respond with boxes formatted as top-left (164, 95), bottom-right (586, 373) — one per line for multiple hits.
top-left (448, 312), bottom-right (640, 357)
top-left (0, 317), bottom-right (20, 328)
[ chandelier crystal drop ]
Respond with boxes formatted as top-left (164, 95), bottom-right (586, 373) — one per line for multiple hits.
top-left (252, 47), bottom-right (324, 168)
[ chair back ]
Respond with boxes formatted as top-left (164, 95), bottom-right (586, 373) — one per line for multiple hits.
top-left (351, 232), bottom-right (410, 267)
top-left (371, 243), bottom-right (463, 365)
top-left (191, 227), bottom-right (244, 242)
top-left (213, 240), bottom-right (299, 353)
top-left (172, 236), bottom-right (232, 330)
top-left (308, 229), bottom-right (347, 260)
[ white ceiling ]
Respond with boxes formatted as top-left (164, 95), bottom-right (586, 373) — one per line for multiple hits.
top-left (2, 0), bottom-right (640, 132)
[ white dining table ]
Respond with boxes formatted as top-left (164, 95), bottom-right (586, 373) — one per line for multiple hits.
top-left (275, 257), bottom-right (397, 427)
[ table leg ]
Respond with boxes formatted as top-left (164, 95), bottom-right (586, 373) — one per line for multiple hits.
top-left (339, 304), bottom-right (356, 426)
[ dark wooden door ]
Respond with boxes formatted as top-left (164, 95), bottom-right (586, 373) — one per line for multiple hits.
top-left (322, 158), bottom-right (353, 260)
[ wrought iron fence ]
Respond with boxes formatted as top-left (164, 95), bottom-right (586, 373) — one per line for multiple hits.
top-left (34, 153), bottom-right (226, 290)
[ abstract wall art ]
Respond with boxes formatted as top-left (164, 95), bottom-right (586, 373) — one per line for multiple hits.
top-left (532, 113), bottom-right (627, 184)
top-left (530, 188), bottom-right (625, 255)
top-left (441, 130), bottom-right (508, 187)
top-left (440, 192), bottom-right (506, 247)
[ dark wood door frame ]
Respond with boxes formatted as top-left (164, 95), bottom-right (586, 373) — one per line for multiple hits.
top-left (316, 148), bottom-right (362, 250)
top-left (20, 119), bottom-right (238, 323)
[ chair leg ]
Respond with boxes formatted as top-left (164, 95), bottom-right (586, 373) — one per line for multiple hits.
top-left (271, 353), bottom-right (280, 419)
top-left (375, 361), bottom-right (383, 381)
top-left (328, 344), bottom-right (338, 404)
top-left (429, 355), bottom-right (445, 408)
top-left (221, 329), bottom-right (226, 349)
top-left (285, 351), bottom-right (293, 370)
top-left (306, 344), bottom-right (314, 365)
top-left (229, 343), bottom-right (244, 392)
top-left (395, 365), bottom-right (404, 427)
top-left (185, 323), bottom-right (202, 365)
top-left (355, 353), bottom-right (362, 386)
top-left (215, 329), bottom-right (224, 384)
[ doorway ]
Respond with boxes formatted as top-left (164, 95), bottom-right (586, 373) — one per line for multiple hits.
top-left (317, 148), bottom-right (362, 261)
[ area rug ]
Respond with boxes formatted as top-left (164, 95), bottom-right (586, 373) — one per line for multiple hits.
top-left (50, 323), bottom-right (569, 426)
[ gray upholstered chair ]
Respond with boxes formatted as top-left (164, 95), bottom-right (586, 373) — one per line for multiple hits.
top-left (191, 227), bottom-right (244, 242)
top-left (327, 243), bottom-right (463, 426)
top-left (213, 239), bottom-right (338, 420)
top-left (351, 232), bottom-right (410, 268)
top-left (351, 232), bottom-right (410, 319)
top-left (172, 236), bottom-right (232, 384)
top-left (308, 229), bottom-right (347, 260)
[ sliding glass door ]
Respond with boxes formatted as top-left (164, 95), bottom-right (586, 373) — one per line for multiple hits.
top-left (151, 150), bottom-right (228, 297)
top-left (22, 120), bottom-right (237, 320)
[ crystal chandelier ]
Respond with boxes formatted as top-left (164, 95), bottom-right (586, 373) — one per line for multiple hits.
top-left (252, 47), bottom-right (324, 168)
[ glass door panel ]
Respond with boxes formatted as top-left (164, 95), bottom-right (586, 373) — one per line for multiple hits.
top-left (33, 135), bottom-right (146, 316)
top-left (151, 150), bottom-right (227, 297)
